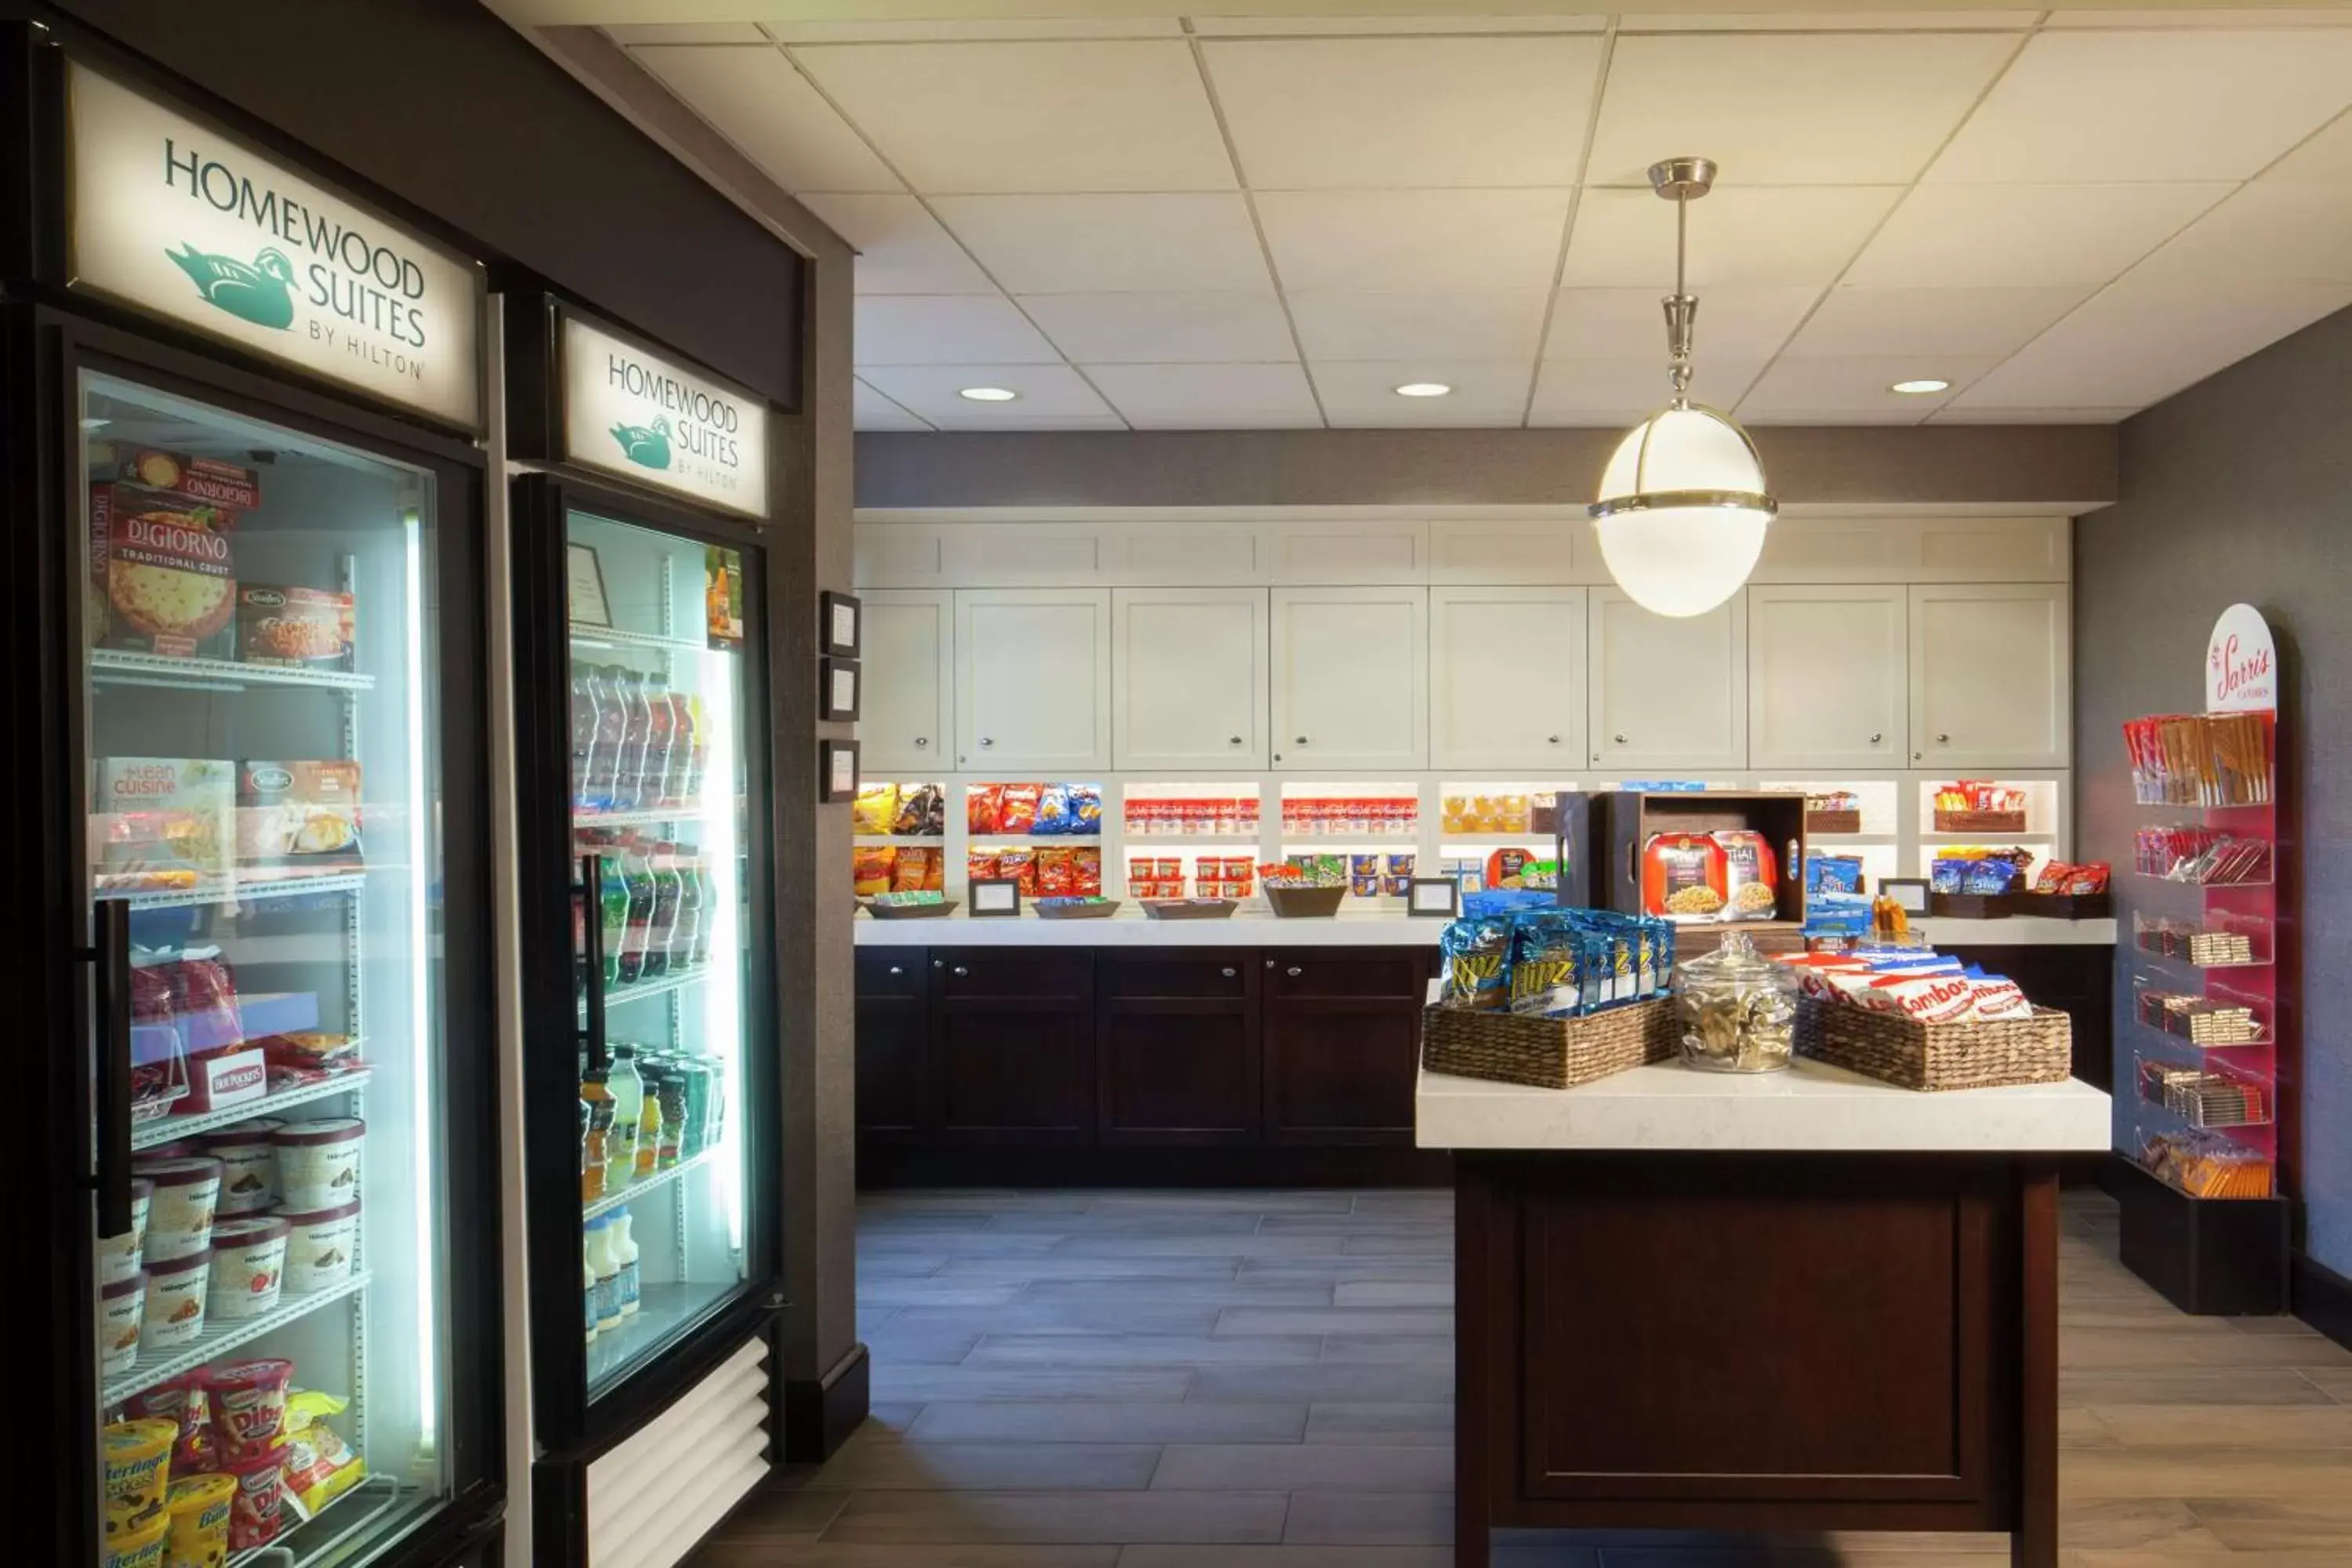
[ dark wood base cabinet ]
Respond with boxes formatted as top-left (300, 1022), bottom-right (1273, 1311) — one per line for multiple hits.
top-left (1454, 1152), bottom-right (2060, 1568)
top-left (855, 945), bottom-right (1448, 1187)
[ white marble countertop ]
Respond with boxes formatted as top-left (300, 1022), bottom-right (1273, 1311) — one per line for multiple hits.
top-left (852, 909), bottom-right (2115, 949)
top-left (1416, 1061), bottom-right (2114, 1153)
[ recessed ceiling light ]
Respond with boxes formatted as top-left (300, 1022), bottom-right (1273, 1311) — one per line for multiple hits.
top-left (958, 386), bottom-right (1019, 402)
top-left (1393, 382), bottom-right (1451, 397)
top-left (1890, 379), bottom-right (1951, 395)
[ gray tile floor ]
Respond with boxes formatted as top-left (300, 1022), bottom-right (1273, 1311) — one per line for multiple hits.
top-left (688, 1189), bottom-right (2352, 1568)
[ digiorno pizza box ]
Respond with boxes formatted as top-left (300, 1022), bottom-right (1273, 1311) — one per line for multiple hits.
top-left (90, 484), bottom-right (238, 659)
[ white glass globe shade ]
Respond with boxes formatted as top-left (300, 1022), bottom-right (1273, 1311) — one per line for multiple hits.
top-left (1592, 405), bottom-right (1774, 619)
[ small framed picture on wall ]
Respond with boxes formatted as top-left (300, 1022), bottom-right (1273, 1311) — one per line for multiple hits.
top-left (819, 739), bottom-right (858, 803)
top-left (821, 590), bottom-right (862, 659)
top-left (820, 658), bottom-right (861, 722)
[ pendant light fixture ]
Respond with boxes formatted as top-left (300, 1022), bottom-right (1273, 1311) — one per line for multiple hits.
top-left (1589, 158), bottom-right (1777, 618)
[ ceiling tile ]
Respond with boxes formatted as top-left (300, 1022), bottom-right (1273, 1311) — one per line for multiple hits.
top-left (1562, 185), bottom-right (1899, 288)
top-left (1624, 12), bottom-right (2038, 30)
top-left (1948, 276), bottom-right (2352, 409)
top-left (2264, 110), bottom-right (2352, 183)
top-left (855, 379), bottom-right (933, 431)
top-left (1528, 356), bottom-right (1764, 425)
top-left (1927, 31), bottom-right (2352, 183)
top-left (1926, 405), bottom-right (2135, 424)
top-left (1843, 183), bottom-right (2230, 289)
top-left (2041, 9), bottom-right (2352, 27)
top-left (931, 194), bottom-right (1274, 294)
top-left (1308, 361), bottom-right (1534, 426)
top-left (1545, 285), bottom-right (1820, 360)
top-left (604, 24), bottom-right (768, 45)
top-left (853, 296), bottom-right (1063, 365)
top-left (789, 42), bottom-right (1236, 194)
top-left (797, 194), bottom-right (995, 295)
top-left (1202, 36), bottom-right (1603, 189)
top-left (1784, 286), bottom-right (2089, 358)
top-left (2127, 179), bottom-right (2352, 290)
top-left (1191, 16), bottom-right (1606, 34)
top-left (1255, 189), bottom-right (1573, 292)
top-left (762, 20), bottom-right (1185, 42)
top-left (856, 364), bottom-right (1123, 427)
top-left (1289, 292), bottom-right (1548, 361)
top-left (1083, 363), bottom-right (1324, 428)
top-left (1585, 33), bottom-right (2019, 187)
top-left (1737, 354), bottom-right (2004, 418)
top-left (628, 45), bottom-right (899, 194)
top-left (1018, 292), bottom-right (1297, 364)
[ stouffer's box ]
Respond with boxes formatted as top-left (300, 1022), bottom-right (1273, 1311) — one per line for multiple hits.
top-left (181, 1046), bottom-right (268, 1112)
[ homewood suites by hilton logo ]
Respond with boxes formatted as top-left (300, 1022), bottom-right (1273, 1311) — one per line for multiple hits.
top-left (603, 353), bottom-right (742, 481)
top-left (159, 134), bottom-right (437, 379)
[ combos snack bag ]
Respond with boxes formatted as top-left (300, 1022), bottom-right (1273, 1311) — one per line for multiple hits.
top-left (1713, 829), bottom-right (1780, 920)
top-left (994, 847), bottom-right (1038, 895)
top-left (1642, 833), bottom-right (1726, 920)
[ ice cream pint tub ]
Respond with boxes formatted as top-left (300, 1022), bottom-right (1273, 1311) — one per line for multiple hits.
top-left (272, 1119), bottom-right (363, 1210)
top-left (140, 1251), bottom-right (210, 1352)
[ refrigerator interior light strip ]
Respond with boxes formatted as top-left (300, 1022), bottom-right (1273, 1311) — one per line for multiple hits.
top-left (699, 646), bottom-right (746, 1256)
top-left (405, 506), bottom-right (441, 1454)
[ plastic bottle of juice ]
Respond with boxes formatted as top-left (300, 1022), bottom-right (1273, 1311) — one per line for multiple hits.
top-left (633, 1065), bottom-right (663, 1181)
top-left (584, 1216), bottom-right (622, 1334)
top-left (620, 669), bottom-right (659, 809)
top-left (666, 842), bottom-right (704, 971)
top-left (661, 688), bottom-right (695, 806)
top-left (579, 1070), bottom-right (614, 1203)
top-left (643, 675), bottom-right (676, 812)
top-left (645, 842), bottom-right (683, 978)
top-left (604, 1046), bottom-right (644, 1194)
top-left (617, 837), bottom-right (655, 985)
top-left (612, 1209), bottom-right (641, 1319)
top-left (681, 694), bottom-right (709, 800)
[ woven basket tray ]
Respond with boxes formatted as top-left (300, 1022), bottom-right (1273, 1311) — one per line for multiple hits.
top-left (1422, 996), bottom-right (1677, 1091)
top-left (1806, 808), bottom-right (1862, 836)
top-left (1797, 996), bottom-right (2073, 1092)
top-left (1932, 808), bottom-right (2029, 834)
top-left (1265, 884), bottom-right (1348, 918)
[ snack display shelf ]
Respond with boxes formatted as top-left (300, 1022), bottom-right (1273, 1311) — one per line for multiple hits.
top-left (103, 871), bottom-right (372, 911)
top-left (581, 964), bottom-right (708, 1016)
top-left (103, 1271), bottom-right (375, 1407)
top-left (2130, 868), bottom-right (2274, 889)
top-left (2134, 1021), bottom-right (2272, 1052)
top-left (583, 1141), bottom-right (724, 1223)
top-left (227, 1472), bottom-right (403, 1568)
top-left (568, 619), bottom-right (708, 654)
top-left (2132, 945), bottom-right (2273, 973)
top-left (132, 1067), bottom-right (372, 1149)
top-left (2137, 1062), bottom-right (2274, 1130)
top-left (89, 648), bottom-right (376, 694)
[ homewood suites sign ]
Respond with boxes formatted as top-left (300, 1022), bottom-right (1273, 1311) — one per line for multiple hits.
top-left (560, 314), bottom-right (770, 518)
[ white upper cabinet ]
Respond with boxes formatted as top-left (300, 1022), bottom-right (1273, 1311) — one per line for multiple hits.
top-left (1430, 586), bottom-right (1586, 771)
top-left (954, 588), bottom-right (1112, 772)
top-left (1748, 585), bottom-right (1907, 771)
top-left (1269, 587), bottom-right (1428, 770)
top-left (1588, 588), bottom-right (1747, 771)
top-left (858, 590), bottom-right (954, 775)
top-left (1909, 583), bottom-right (2071, 769)
top-left (1112, 587), bottom-right (1269, 771)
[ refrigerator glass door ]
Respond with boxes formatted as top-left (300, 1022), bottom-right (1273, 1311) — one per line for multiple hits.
top-left (565, 510), bottom-right (752, 1400)
top-left (82, 372), bottom-right (455, 1563)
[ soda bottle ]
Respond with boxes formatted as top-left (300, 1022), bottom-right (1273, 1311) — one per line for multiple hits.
top-left (667, 842), bottom-right (705, 970)
top-left (617, 835), bottom-right (655, 984)
top-left (643, 675), bottom-right (677, 813)
top-left (644, 840), bottom-right (682, 979)
top-left (661, 688), bottom-right (695, 807)
top-left (569, 662), bottom-right (599, 811)
top-left (597, 851), bottom-right (628, 989)
top-left (615, 668), bottom-right (654, 809)
top-left (681, 694), bottom-right (709, 801)
top-left (687, 850), bottom-right (717, 967)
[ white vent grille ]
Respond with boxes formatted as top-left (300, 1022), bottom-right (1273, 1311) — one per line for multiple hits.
top-left (587, 1336), bottom-right (771, 1568)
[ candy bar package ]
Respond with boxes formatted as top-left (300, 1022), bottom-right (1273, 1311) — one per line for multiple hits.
top-left (1034, 782), bottom-right (1074, 836)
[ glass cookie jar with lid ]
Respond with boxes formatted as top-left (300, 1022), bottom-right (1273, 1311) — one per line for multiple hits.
top-left (1673, 930), bottom-right (1798, 1073)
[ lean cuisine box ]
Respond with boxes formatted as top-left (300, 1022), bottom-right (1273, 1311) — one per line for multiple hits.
top-left (93, 757), bottom-right (235, 891)
top-left (88, 451), bottom-right (259, 660)
top-left (238, 761), bottom-right (365, 873)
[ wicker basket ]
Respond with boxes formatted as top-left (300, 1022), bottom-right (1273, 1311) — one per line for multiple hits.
top-left (1932, 808), bottom-right (2028, 834)
top-left (1806, 808), bottom-right (1862, 836)
top-left (1421, 996), bottom-right (1678, 1091)
top-left (1797, 996), bottom-right (2073, 1091)
top-left (1264, 884), bottom-right (1348, 918)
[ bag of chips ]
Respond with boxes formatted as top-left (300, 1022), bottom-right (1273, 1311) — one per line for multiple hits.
top-left (893, 784), bottom-right (940, 837)
top-left (999, 783), bottom-right (1043, 835)
top-left (1034, 782), bottom-right (1073, 836)
top-left (853, 847), bottom-right (895, 897)
top-left (851, 783), bottom-right (899, 837)
top-left (891, 848), bottom-right (931, 893)
top-left (1439, 915), bottom-right (1514, 1010)
top-left (1036, 846), bottom-right (1075, 896)
top-left (966, 849), bottom-right (998, 884)
top-left (1070, 784), bottom-right (1103, 837)
top-left (1074, 848), bottom-right (1102, 897)
top-left (966, 784), bottom-right (1004, 835)
top-left (994, 847), bottom-right (1036, 895)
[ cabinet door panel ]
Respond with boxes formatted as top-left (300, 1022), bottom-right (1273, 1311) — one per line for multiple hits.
top-left (1113, 587), bottom-right (1268, 770)
top-left (1264, 1004), bottom-right (1420, 1145)
top-left (935, 1009), bottom-right (1094, 1145)
top-left (955, 588), bottom-right (1111, 771)
top-left (860, 590), bottom-right (953, 774)
top-left (1909, 584), bottom-right (2069, 768)
top-left (1269, 587), bottom-right (1428, 769)
top-left (1098, 1007), bottom-right (1259, 1145)
top-left (1431, 586), bottom-right (1585, 770)
top-left (936, 949), bottom-right (1093, 1002)
top-left (1589, 588), bottom-right (1747, 771)
top-left (1267, 950), bottom-right (1424, 1002)
top-left (855, 953), bottom-right (927, 1141)
top-left (1748, 586), bottom-right (1906, 770)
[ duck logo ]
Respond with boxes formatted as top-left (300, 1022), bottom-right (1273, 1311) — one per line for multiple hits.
top-left (165, 243), bottom-right (298, 331)
top-left (610, 416), bottom-right (673, 472)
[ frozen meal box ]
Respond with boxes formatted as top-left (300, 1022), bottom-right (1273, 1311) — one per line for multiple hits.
top-left (95, 758), bottom-right (235, 890)
top-left (238, 762), bottom-right (364, 872)
top-left (115, 449), bottom-right (263, 513)
top-left (237, 586), bottom-right (356, 671)
top-left (92, 487), bottom-right (238, 659)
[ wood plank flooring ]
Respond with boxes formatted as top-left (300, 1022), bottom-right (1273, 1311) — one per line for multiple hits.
top-left (689, 1189), bottom-right (2352, 1568)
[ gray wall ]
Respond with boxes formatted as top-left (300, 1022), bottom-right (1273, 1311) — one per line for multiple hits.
top-left (2076, 304), bottom-right (2352, 1279)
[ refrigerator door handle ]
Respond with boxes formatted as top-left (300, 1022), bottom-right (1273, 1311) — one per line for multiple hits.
top-left (87, 900), bottom-right (133, 1237)
top-left (576, 852), bottom-right (609, 1075)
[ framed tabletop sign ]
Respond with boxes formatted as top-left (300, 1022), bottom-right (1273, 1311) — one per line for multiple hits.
top-left (820, 658), bottom-right (861, 722)
top-left (969, 877), bottom-right (1022, 918)
top-left (1879, 877), bottom-right (1931, 916)
top-left (566, 543), bottom-right (612, 626)
top-left (1408, 878), bottom-right (1461, 919)
top-left (822, 590), bottom-right (862, 659)
top-left (819, 739), bottom-right (858, 804)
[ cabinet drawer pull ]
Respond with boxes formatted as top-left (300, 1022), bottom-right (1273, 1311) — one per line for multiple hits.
top-left (1869, 731), bottom-right (1882, 744)
top-left (1613, 731), bottom-right (1628, 744)
top-left (887, 964), bottom-right (904, 976)
top-left (979, 737), bottom-right (995, 748)
top-left (1229, 735), bottom-right (1243, 746)
top-left (952, 965), bottom-right (970, 978)
top-left (932, 959), bottom-right (945, 970)
top-left (1286, 966), bottom-right (1303, 978)
top-left (1294, 735), bottom-right (1309, 745)
top-left (1547, 734), bottom-right (1561, 744)
top-left (1265, 959), bottom-right (1276, 969)
top-left (1221, 967), bottom-right (1236, 978)
top-left (915, 737), bottom-right (928, 748)
top-left (1936, 732), bottom-right (1950, 743)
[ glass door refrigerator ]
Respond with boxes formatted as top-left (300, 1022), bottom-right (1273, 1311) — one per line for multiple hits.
top-left (508, 462), bottom-right (779, 1562)
top-left (12, 314), bottom-right (503, 1566)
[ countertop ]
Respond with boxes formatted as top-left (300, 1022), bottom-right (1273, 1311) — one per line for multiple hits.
top-left (852, 909), bottom-right (2117, 948)
top-left (1417, 1061), bottom-right (2114, 1152)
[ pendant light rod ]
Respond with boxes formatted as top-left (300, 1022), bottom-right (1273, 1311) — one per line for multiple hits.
top-left (1649, 156), bottom-right (1714, 407)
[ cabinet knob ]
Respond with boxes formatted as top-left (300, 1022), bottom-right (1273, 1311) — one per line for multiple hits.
top-left (887, 964), bottom-right (904, 976)
top-left (952, 965), bottom-right (970, 978)
top-left (1936, 732), bottom-right (1950, 743)
top-left (979, 737), bottom-right (995, 748)
top-left (1613, 732), bottom-right (1628, 745)
top-left (1869, 732), bottom-right (1882, 744)
top-left (1913, 751), bottom-right (1924, 761)
top-left (1294, 735), bottom-right (1309, 745)
top-left (915, 737), bottom-right (928, 748)
top-left (1265, 959), bottom-right (1276, 969)
top-left (1221, 967), bottom-right (1236, 978)
top-left (932, 959), bottom-right (945, 970)
top-left (1286, 965), bottom-right (1303, 978)
top-left (1547, 735), bottom-right (1561, 745)
top-left (1229, 735), bottom-right (1243, 746)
